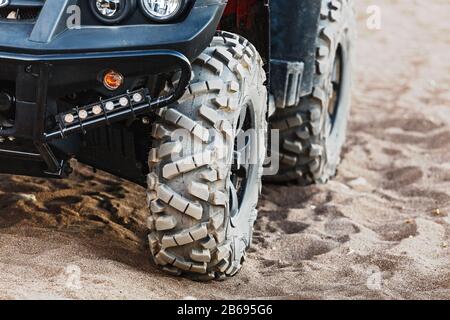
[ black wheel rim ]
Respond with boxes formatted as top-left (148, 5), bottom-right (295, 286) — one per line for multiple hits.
top-left (328, 46), bottom-right (343, 130)
top-left (230, 102), bottom-right (256, 220)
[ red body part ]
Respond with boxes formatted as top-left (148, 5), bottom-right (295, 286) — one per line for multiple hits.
top-left (221, 0), bottom-right (258, 30)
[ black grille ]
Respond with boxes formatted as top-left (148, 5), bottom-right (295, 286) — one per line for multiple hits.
top-left (0, 7), bottom-right (41, 21)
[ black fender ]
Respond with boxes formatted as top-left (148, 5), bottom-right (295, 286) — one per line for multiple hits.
top-left (270, 0), bottom-right (321, 104)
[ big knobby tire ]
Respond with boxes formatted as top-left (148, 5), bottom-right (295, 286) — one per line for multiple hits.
top-left (269, 0), bottom-right (356, 184)
top-left (146, 31), bottom-right (267, 281)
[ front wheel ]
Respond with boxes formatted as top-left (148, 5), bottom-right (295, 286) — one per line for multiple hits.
top-left (146, 32), bottom-right (267, 280)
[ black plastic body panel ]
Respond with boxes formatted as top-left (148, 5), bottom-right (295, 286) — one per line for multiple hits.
top-left (0, 0), bottom-right (226, 62)
top-left (270, 0), bottom-right (321, 97)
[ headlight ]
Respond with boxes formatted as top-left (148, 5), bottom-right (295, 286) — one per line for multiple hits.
top-left (90, 0), bottom-right (136, 24)
top-left (139, 0), bottom-right (187, 22)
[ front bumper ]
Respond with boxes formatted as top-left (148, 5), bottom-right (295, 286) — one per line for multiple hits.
top-left (0, 49), bottom-right (192, 139)
top-left (0, 48), bottom-right (192, 179)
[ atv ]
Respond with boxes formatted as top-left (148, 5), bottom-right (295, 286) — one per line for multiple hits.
top-left (0, 0), bottom-right (355, 280)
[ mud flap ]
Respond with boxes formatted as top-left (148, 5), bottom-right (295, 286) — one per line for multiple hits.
top-left (270, 59), bottom-right (304, 109)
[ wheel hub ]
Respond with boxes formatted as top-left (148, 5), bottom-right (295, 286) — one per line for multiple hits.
top-left (230, 103), bottom-right (255, 220)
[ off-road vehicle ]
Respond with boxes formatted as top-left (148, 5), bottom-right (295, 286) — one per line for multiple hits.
top-left (0, 0), bottom-right (355, 280)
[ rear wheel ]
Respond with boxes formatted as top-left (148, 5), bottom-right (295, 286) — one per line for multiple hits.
top-left (146, 32), bottom-right (267, 280)
top-left (269, 0), bottom-right (355, 184)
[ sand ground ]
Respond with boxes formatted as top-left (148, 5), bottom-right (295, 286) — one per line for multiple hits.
top-left (0, 0), bottom-right (449, 299)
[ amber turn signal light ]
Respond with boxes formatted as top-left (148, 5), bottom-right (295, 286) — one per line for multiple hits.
top-left (103, 70), bottom-right (124, 90)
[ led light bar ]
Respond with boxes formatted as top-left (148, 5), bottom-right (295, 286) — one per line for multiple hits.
top-left (54, 89), bottom-right (148, 138)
